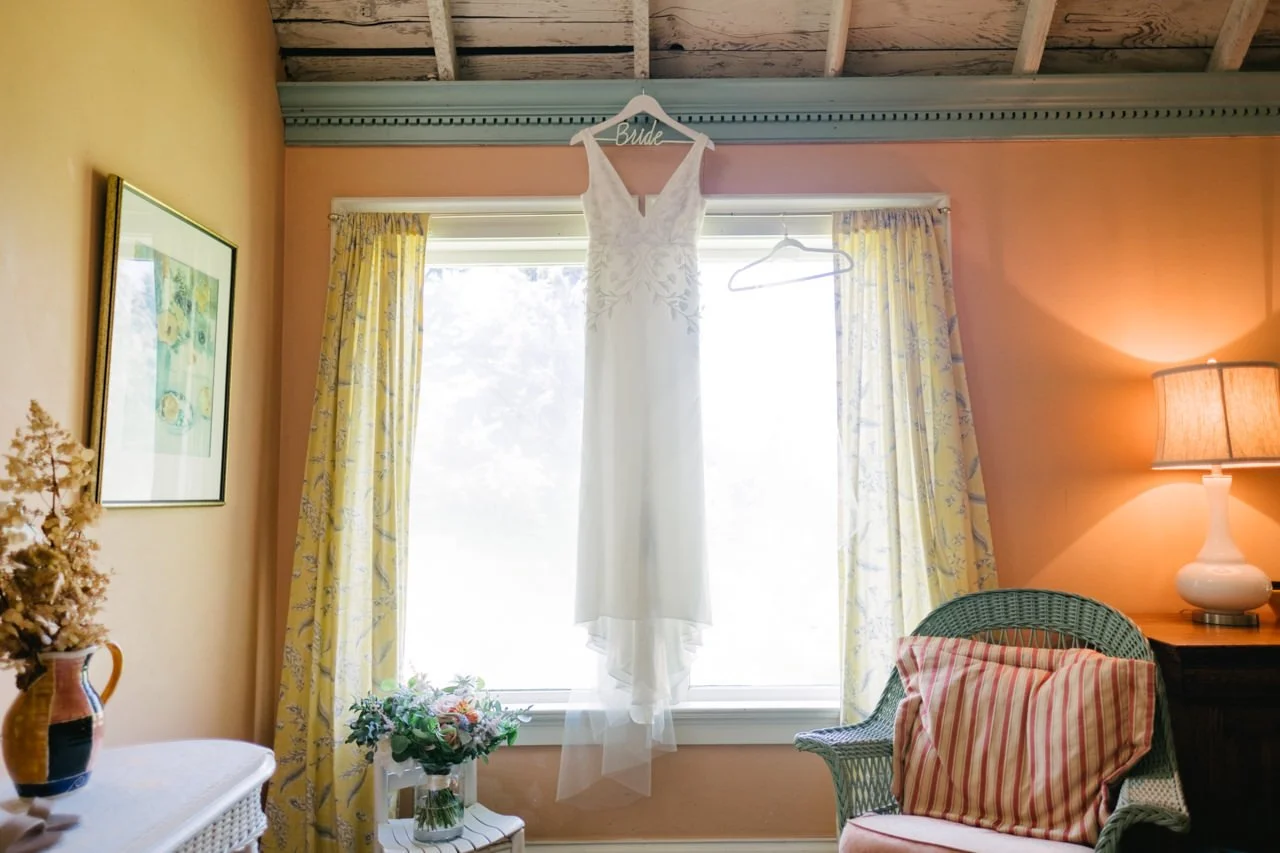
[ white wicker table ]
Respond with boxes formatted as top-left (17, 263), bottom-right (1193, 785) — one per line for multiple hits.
top-left (0, 739), bottom-right (274, 853)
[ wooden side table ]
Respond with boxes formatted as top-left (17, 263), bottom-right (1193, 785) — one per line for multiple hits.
top-left (1130, 613), bottom-right (1280, 853)
top-left (0, 739), bottom-right (274, 852)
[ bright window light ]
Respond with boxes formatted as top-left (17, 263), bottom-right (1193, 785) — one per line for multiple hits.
top-left (404, 221), bottom-right (839, 701)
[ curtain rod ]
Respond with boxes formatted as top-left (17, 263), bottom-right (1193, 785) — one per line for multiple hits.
top-left (328, 204), bottom-right (951, 220)
top-left (328, 193), bottom-right (949, 218)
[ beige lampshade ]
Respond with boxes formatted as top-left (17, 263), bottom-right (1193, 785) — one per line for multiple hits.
top-left (1153, 361), bottom-right (1280, 469)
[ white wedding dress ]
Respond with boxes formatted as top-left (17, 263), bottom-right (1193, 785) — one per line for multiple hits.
top-left (558, 133), bottom-right (712, 802)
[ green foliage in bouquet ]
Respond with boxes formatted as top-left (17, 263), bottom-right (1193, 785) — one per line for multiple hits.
top-left (346, 675), bottom-right (530, 775)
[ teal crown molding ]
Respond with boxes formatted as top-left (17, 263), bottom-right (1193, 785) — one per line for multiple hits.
top-left (279, 74), bottom-right (1280, 146)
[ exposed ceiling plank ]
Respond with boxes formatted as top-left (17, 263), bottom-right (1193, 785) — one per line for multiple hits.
top-left (650, 1), bottom-right (827, 52)
top-left (1052, 0), bottom-right (1229, 49)
top-left (272, 0), bottom-right (1280, 52)
top-left (274, 1), bottom-right (1044, 54)
top-left (274, 19), bottom-right (630, 50)
top-left (466, 53), bottom-right (631, 79)
top-left (634, 0), bottom-right (650, 78)
top-left (656, 46), bottom-right (1235, 78)
top-left (274, 21), bottom-right (433, 50)
top-left (283, 53), bottom-right (632, 82)
top-left (454, 0), bottom-right (626, 22)
top-left (1013, 0), bottom-right (1057, 74)
top-left (1260, 3), bottom-right (1280, 47)
top-left (284, 44), bottom-right (1280, 83)
top-left (652, 0), bottom-right (1026, 53)
top-left (1208, 0), bottom-right (1270, 71)
top-left (426, 0), bottom-right (460, 80)
top-left (285, 55), bottom-right (440, 82)
top-left (825, 0), bottom-right (854, 77)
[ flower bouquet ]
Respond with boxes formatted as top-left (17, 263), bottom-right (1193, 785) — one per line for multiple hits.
top-left (347, 675), bottom-right (528, 840)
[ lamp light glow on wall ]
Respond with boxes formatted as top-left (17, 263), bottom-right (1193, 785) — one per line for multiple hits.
top-left (1152, 360), bottom-right (1280, 626)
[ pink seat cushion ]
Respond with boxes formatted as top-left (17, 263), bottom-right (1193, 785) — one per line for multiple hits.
top-left (841, 815), bottom-right (1091, 853)
top-left (892, 636), bottom-right (1156, 845)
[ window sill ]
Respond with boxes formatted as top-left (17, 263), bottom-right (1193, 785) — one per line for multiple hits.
top-left (511, 701), bottom-right (840, 747)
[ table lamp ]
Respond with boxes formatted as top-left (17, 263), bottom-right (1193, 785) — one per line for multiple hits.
top-left (1152, 360), bottom-right (1280, 626)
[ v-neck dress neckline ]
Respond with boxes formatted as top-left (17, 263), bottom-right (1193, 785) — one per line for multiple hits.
top-left (582, 133), bottom-right (708, 221)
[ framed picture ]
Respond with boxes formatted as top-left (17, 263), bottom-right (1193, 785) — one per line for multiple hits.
top-left (89, 176), bottom-right (236, 507)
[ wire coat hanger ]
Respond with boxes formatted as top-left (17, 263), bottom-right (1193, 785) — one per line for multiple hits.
top-left (726, 222), bottom-right (854, 291)
top-left (570, 89), bottom-right (715, 149)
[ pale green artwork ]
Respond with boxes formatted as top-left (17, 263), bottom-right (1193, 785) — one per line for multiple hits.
top-left (134, 245), bottom-right (219, 457)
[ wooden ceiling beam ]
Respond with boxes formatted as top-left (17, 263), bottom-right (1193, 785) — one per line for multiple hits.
top-left (633, 0), bottom-right (650, 79)
top-left (1208, 0), bottom-right (1269, 72)
top-left (426, 0), bottom-right (459, 81)
top-left (1012, 0), bottom-right (1058, 75)
top-left (825, 0), bottom-right (854, 77)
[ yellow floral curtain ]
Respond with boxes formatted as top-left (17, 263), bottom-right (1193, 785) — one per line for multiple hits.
top-left (835, 208), bottom-right (997, 723)
top-left (264, 213), bottom-right (429, 852)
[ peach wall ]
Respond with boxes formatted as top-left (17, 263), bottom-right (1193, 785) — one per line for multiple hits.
top-left (0, 1), bottom-right (283, 745)
top-left (280, 137), bottom-right (1280, 839)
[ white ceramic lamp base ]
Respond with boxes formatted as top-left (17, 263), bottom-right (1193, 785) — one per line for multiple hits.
top-left (1176, 473), bottom-right (1271, 627)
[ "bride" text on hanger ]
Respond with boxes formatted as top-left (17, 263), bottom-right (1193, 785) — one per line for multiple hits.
top-left (613, 121), bottom-right (665, 146)
top-left (570, 92), bottom-right (714, 150)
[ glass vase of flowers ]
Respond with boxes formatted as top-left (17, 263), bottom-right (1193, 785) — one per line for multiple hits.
top-left (347, 675), bottom-right (528, 841)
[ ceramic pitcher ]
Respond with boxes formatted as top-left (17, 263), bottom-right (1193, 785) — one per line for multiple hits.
top-left (2, 642), bottom-right (123, 796)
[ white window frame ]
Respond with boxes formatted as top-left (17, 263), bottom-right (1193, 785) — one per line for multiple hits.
top-left (337, 192), bottom-right (948, 745)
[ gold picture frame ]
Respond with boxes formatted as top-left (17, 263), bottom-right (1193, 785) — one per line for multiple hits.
top-left (89, 176), bottom-right (237, 507)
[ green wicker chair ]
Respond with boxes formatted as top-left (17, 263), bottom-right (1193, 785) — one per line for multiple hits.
top-left (795, 589), bottom-right (1189, 853)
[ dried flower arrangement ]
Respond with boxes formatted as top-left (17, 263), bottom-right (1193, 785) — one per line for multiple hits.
top-left (0, 401), bottom-right (110, 689)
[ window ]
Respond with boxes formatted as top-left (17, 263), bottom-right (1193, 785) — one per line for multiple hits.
top-left (403, 209), bottom-right (840, 716)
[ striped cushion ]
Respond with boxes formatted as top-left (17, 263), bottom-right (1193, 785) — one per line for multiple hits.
top-left (891, 636), bottom-right (1156, 845)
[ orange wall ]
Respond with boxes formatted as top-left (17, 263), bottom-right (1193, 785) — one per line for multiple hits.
top-left (280, 138), bottom-right (1280, 839)
top-left (0, 1), bottom-right (283, 745)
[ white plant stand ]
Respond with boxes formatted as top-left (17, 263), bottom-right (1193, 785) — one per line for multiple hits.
top-left (0, 739), bottom-right (274, 853)
top-left (373, 746), bottom-right (524, 853)
top-left (377, 804), bottom-right (525, 853)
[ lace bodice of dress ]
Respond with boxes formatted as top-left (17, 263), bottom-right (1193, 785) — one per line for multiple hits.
top-left (580, 134), bottom-right (709, 332)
